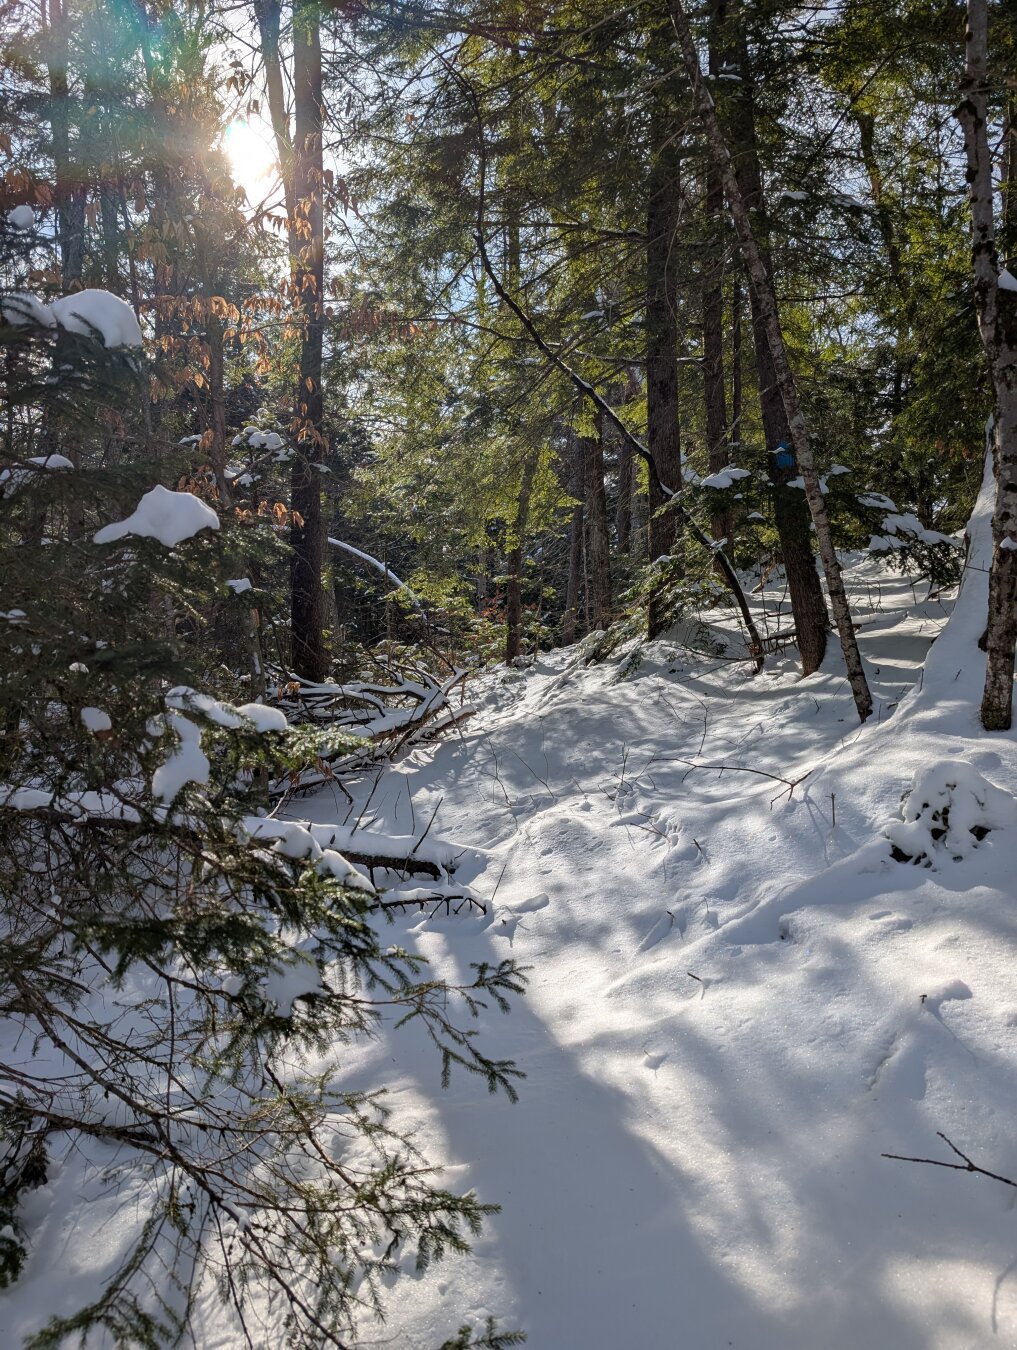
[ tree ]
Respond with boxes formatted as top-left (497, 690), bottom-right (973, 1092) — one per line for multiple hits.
top-left (0, 300), bottom-right (525, 1344)
top-left (955, 0), bottom-right (1017, 729)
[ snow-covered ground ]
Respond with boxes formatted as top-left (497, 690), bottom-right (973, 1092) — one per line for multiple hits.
top-left (289, 536), bottom-right (1017, 1345)
top-left (5, 492), bottom-right (1017, 1349)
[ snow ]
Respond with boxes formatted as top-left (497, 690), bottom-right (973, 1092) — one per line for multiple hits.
top-left (165, 686), bottom-right (244, 729)
top-left (151, 713), bottom-right (209, 802)
top-left (6, 205), bottom-right (35, 230)
top-left (701, 465), bottom-right (751, 490)
top-left (998, 269), bottom-right (1017, 293)
top-left (94, 485), bottom-right (219, 547)
top-left (0, 454), bottom-right (73, 495)
top-left (8, 469), bottom-right (1017, 1349)
top-left (788, 474), bottom-right (828, 493)
top-left (79, 707), bottom-right (112, 734)
top-left (0, 293), bottom-right (56, 328)
top-left (263, 515), bottom-right (1017, 1348)
top-left (858, 491), bottom-right (899, 511)
top-left (50, 290), bottom-right (143, 347)
top-left (236, 702), bottom-right (288, 732)
top-left (227, 577), bottom-right (252, 593)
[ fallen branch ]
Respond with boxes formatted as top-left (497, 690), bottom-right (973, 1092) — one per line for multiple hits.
top-left (883, 1132), bottom-right (1017, 1189)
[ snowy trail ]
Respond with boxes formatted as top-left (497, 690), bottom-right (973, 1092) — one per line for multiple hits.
top-left (299, 556), bottom-right (1017, 1350)
top-left (4, 556), bottom-right (1014, 1349)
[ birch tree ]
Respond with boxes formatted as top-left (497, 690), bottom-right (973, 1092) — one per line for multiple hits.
top-left (955, 0), bottom-right (1017, 730)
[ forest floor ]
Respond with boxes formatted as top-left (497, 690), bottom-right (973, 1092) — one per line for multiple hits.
top-left (5, 503), bottom-right (1017, 1350)
top-left (297, 523), bottom-right (1017, 1346)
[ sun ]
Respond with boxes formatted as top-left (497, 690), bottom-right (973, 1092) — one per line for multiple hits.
top-left (224, 117), bottom-right (279, 207)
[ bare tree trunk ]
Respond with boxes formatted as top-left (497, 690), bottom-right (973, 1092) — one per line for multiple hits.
top-left (704, 0), bottom-right (728, 501)
top-left (584, 409), bottom-right (613, 630)
top-left (646, 90), bottom-right (684, 559)
top-left (956, 0), bottom-right (1017, 730)
top-left (505, 453), bottom-right (537, 663)
top-left (563, 498), bottom-right (585, 644)
top-left (563, 434), bottom-right (586, 643)
top-left (615, 438), bottom-right (633, 555)
top-left (290, 0), bottom-right (327, 678)
top-left (46, 0), bottom-right (84, 290)
top-left (708, 0), bottom-right (829, 677)
top-left (703, 127), bottom-right (729, 547)
top-left (1003, 96), bottom-right (1017, 260)
top-left (646, 48), bottom-right (684, 638)
top-left (731, 275), bottom-right (742, 453)
top-left (670, 0), bottom-right (872, 720)
top-left (254, 0), bottom-right (327, 679)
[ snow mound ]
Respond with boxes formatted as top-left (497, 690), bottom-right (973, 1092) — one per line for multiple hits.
top-left (236, 702), bottom-right (288, 732)
top-left (1, 293), bottom-right (56, 328)
top-left (50, 290), bottom-right (143, 347)
top-left (701, 466), bottom-right (751, 490)
top-left (94, 486), bottom-right (219, 547)
top-left (0, 454), bottom-right (73, 495)
top-left (6, 205), bottom-right (35, 230)
top-left (885, 760), bottom-right (1015, 865)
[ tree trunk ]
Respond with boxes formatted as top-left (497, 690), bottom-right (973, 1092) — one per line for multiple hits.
top-left (615, 438), bottom-right (633, 555)
top-left (708, 0), bottom-right (829, 677)
top-left (646, 90), bottom-right (683, 559)
top-left (703, 144), bottom-right (729, 546)
top-left (583, 410), bottom-right (613, 631)
top-left (46, 0), bottom-right (84, 290)
top-left (731, 275), bottom-right (742, 453)
top-left (505, 453), bottom-right (538, 663)
top-left (955, 0), bottom-right (1017, 730)
top-left (289, 0), bottom-right (327, 680)
top-left (670, 0), bottom-right (872, 719)
top-left (563, 435), bottom-right (586, 644)
top-left (646, 47), bottom-right (684, 638)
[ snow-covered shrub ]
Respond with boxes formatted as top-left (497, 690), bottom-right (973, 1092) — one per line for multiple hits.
top-left (886, 761), bottom-right (1015, 865)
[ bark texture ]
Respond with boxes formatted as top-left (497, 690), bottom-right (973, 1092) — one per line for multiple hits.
top-left (955, 0), bottom-right (1017, 729)
top-left (670, 0), bottom-right (872, 719)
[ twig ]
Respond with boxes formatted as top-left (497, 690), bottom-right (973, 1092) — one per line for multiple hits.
top-left (883, 1132), bottom-right (1017, 1189)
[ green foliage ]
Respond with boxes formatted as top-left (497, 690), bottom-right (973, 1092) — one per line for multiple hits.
top-left (0, 311), bottom-right (525, 1345)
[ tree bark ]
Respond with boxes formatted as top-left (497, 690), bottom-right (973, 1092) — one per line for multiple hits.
top-left (45, 0), bottom-right (84, 289)
top-left (645, 44), bottom-right (684, 638)
top-left (505, 453), bottom-right (538, 663)
top-left (646, 86), bottom-right (684, 563)
top-left (290, 0), bottom-right (327, 679)
top-left (669, 0), bottom-right (872, 719)
top-left (563, 434), bottom-right (586, 644)
top-left (955, 0), bottom-right (1017, 729)
top-left (703, 135), bottom-right (729, 546)
top-left (583, 409), bottom-right (613, 631)
top-left (708, 0), bottom-right (830, 678)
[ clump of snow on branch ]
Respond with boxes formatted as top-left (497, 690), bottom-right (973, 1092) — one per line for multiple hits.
top-left (0, 453), bottom-right (73, 496)
top-left (94, 485), bottom-right (219, 547)
top-left (80, 707), bottom-right (112, 734)
top-left (1, 293), bottom-right (56, 328)
top-left (50, 290), bottom-right (143, 347)
top-left (868, 512), bottom-right (959, 553)
top-left (1, 288), bottom-right (141, 346)
top-left (6, 205), bottom-right (35, 230)
top-left (700, 465), bottom-right (751, 490)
